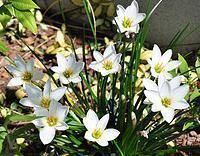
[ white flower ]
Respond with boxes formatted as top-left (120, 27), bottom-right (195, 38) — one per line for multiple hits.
top-left (32, 100), bottom-right (69, 144)
top-left (83, 109), bottom-right (120, 147)
top-left (6, 55), bottom-right (44, 88)
top-left (89, 45), bottom-right (122, 76)
top-left (51, 53), bottom-right (84, 84)
top-left (20, 79), bottom-right (66, 110)
top-left (148, 44), bottom-right (181, 79)
top-left (143, 76), bottom-right (189, 123)
top-left (113, 0), bottom-right (146, 33)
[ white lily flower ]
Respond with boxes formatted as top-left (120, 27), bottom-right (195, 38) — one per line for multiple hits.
top-left (143, 76), bottom-right (189, 123)
top-left (89, 45), bottom-right (122, 76)
top-left (113, 0), bottom-right (146, 33)
top-left (32, 100), bottom-right (69, 144)
top-left (6, 55), bottom-right (44, 88)
top-left (148, 44), bottom-right (181, 79)
top-left (51, 53), bottom-right (84, 84)
top-left (20, 79), bottom-right (66, 110)
top-left (83, 109), bottom-right (120, 147)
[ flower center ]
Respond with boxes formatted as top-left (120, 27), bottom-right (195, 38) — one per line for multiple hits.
top-left (40, 97), bottom-right (51, 108)
top-left (47, 116), bottom-right (58, 127)
top-left (92, 128), bottom-right (102, 139)
top-left (122, 16), bottom-right (133, 28)
top-left (161, 97), bottom-right (171, 108)
top-left (103, 60), bottom-right (113, 70)
top-left (21, 71), bottom-right (32, 82)
top-left (154, 63), bottom-right (164, 73)
top-left (64, 68), bottom-right (73, 78)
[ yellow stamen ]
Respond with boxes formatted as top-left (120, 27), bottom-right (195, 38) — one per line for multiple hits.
top-left (122, 16), bottom-right (133, 28)
top-left (40, 97), bottom-right (51, 108)
top-left (47, 116), bottom-right (58, 127)
top-left (154, 63), bottom-right (164, 73)
top-left (103, 60), bottom-right (113, 70)
top-left (21, 71), bottom-right (32, 82)
top-left (64, 68), bottom-right (73, 78)
top-left (161, 97), bottom-right (171, 108)
top-left (92, 129), bottom-right (102, 139)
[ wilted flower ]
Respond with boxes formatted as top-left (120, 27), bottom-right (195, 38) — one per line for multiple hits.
top-left (20, 79), bottom-right (66, 110)
top-left (51, 53), bottom-right (84, 84)
top-left (89, 45), bottom-right (122, 76)
top-left (83, 109), bottom-right (120, 146)
top-left (113, 0), bottom-right (146, 34)
top-left (6, 55), bottom-right (43, 88)
top-left (143, 76), bottom-right (189, 123)
top-left (148, 44), bottom-right (181, 79)
top-left (32, 100), bottom-right (69, 144)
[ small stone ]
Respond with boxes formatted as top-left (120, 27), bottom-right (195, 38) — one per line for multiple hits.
top-left (189, 131), bottom-right (197, 137)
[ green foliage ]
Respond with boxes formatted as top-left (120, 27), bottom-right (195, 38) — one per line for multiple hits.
top-left (14, 9), bottom-right (37, 34)
top-left (178, 53), bottom-right (189, 76)
top-left (195, 57), bottom-right (200, 79)
top-left (0, 127), bottom-right (7, 153)
top-left (10, 0), bottom-right (39, 10)
top-left (0, 40), bottom-right (8, 53)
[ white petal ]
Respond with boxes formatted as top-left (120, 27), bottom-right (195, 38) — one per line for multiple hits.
top-left (20, 98), bottom-right (35, 107)
top-left (158, 75), bottom-right (167, 89)
top-left (172, 85), bottom-right (189, 100)
top-left (56, 105), bottom-right (69, 122)
top-left (89, 61), bottom-right (99, 72)
top-left (15, 55), bottom-right (26, 71)
top-left (39, 127), bottom-right (56, 144)
top-left (160, 49), bottom-right (172, 65)
top-left (170, 99), bottom-right (189, 109)
top-left (166, 61), bottom-right (181, 71)
top-left (83, 109), bottom-right (99, 132)
top-left (25, 84), bottom-right (42, 98)
top-left (100, 70), bottom-right (110, 76)
top-left (51, 66), bottom-right (64, 73)
top-left (101, 128), bottom-right (120, 141)
top-left (152, 44), bottom-right (161, 65)
top-left (43, 79), bottom-right (51, 97)
top-left (56, 122), bottom-right (69, 130)
top-left (169, 76), bottom-right (182, 90)
top-left (34, 108), bottom-right (49, 116)
top-left (116, 5), bottom-right (125, 19)
top-left (96, 139), bottom-right (109, 147)
top-left (50, 87), bottom-right (66, 101)
top-left (32, 70), bottom-right (44, 81)
top-left (160, 82), bottom-right (171, 98)
top-left (161, 108), bottom-right (174, 123)
top-left (56, 53), bottom-right (67, 69)
top-left (133, 13), bottom-right (146, 25)
top-left (72, 62), bottom-right (84, 74)
top-left (103, 45), bottom-right (116, 59)
top-left (6, 65), bottom-right (21, 76)
top-left (97, 114), bottom-right (109, 131)
top-left (7, 77), bottom-right (23, 87)
top-left (65, 54), bottom-right (76, 67)
top-left (26, 59), bottom-right (34, 72)
top-left (151, 103), bottom-right (162, 112)
top-left (144, 90), bottom-right (161, 105)
top-left (32, 118), bottom-right (45, 127)
top-left (93, 51), bottom-right (104, 62)
top-left (143, 78), bottom-right (158, 91)
top-left (49, 100), bottom-right (62, 116)
top-left (125, 2), bottom-right (138, 19)
top-left (84, 131), bottom-right (96, 142)
top-left (70, 76), bottom-right (82, 83)
top-left (59, 74), bottom-right (70, 84)
top-left (143, 98), bottom-right (152, 104)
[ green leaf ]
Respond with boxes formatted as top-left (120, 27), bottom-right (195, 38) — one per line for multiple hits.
top-left (14, 9), bottom-right (37, 34)
top-left (195, 57), bottom-right (200, 79)
top-left (0, 126), bottom-right (7, 153)
top-left (178, 53), bottom-right (189, 76)
top-left (0, 13), bottom-right (11, 27)
top-left (8, 114), bottom-right (38, 122)
top-left (0, 40), bottom-right (8, 53)
top-left (183, 121), bottom-right (194, 131)
top-left (11, 0), bottom-right (39, 10)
